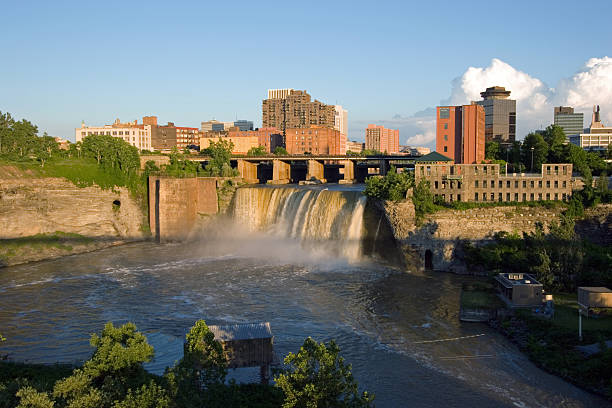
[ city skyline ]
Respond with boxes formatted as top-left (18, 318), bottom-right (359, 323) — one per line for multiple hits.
top-left (1, 1), bottom-right (612, 148)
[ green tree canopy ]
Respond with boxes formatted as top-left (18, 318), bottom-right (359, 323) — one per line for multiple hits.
top-left (522, 133), bottom-right (548, 172)
top-left (485, 141), bottom-right (500, 160)
top-left (274, 337), bottom-right (374, 408)
top-left (247, 145), bottom-right (268, 156)
top-left (273, 146), bottom-right (289, 156)
top-left (541, 125), bottom-right (567, 163)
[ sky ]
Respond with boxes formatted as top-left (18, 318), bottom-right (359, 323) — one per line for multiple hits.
top-left (1, 0), bottom-right (611, 148)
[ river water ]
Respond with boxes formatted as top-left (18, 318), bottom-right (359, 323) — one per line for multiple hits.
top-left (0, 186), bottom-right (608, 407)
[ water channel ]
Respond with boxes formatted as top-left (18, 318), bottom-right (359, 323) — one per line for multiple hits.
top-left (0, 186), bottom-right (608, 407)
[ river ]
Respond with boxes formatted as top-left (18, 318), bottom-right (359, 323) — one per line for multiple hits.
top-left (0, 186), bottom-right (608, 407)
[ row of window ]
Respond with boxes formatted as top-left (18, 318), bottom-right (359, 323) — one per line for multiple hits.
top-left (473, 180), bottom-right (567, 189)
top-left (434, 192), bottom-right (567, 203)
top-left (81, 130), bottom-right (148, 137)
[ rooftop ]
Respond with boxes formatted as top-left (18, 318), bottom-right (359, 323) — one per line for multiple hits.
top-left (208, 322), bottom-right (273, 342)
top-left (496, 273), bottom-right (541, 287)
top-left (415, 151), bottom-right (453, 163)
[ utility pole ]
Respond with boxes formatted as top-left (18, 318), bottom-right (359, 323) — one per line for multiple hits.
top-left (530, 147), bottom-right (534, 172)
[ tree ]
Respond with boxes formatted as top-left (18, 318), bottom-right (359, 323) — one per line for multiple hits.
top-left (33, 134), bottom-right (59, 167)
top-left (522, 133), bottom-right (548, 172)
top-left (274, 337), bottom-right (374, 408)
top-left (364, 167), bottom-right (413, 201)
top-left (412, 179), bottom-right (436, 220)
top-left (247, 145), bottom-right (267, 156)
top-left (274, 146), bottom-right (289, 156)
top-left (541, 125), bottom-right (566, 163)
top-left (201, 139), bottom-right (236, 176)
top-left (485, 141), bottom-right (500, 160)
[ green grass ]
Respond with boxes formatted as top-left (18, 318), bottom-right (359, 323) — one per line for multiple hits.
top-left (461, 281), bottom-right (506, 310)
top-left (0, 232), bottom-right (95, 265)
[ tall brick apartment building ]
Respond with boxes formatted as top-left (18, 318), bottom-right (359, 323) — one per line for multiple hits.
top-left (285, 127), bottom-right (346, 155)
top-left (415, 163), bottom-right (574, 203)
top-left (436, 104), bottom-right (485, 164)
top-left (262, 89), bottom-right (335, 140)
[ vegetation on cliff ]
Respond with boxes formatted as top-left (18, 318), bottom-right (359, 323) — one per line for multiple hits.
top-left (363, 167), bottom-right (413, 202)
top-left (2, 321), bottom-right (372, 408)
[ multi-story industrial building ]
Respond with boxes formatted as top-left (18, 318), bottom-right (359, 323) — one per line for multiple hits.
top-left (436, 104), bottom-right (485, 164)
top-left (75, 118), bottom-right (152, 151)
top-left (227, 127), bottom-right (283, 153)
top-left (474, 86), bottom-right (516, 144)
top-left (571, 105), bottom-right (612, 152)
top-left (143, 116), bottom-right (177, 151)
top-left (262, 90), bottom-right (336, 139)
top-left (415, 163), bottom-right (573, 203)
top-left (334, 105), bottom-right (348, 138)
top-left (365, 124), bottom-right (399, 154)
top-left (285, 126), bottom-right (346, 155)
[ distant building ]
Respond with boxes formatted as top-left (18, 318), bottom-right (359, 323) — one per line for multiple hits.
top-left (262, 90), bottom-right (336, 140)
top-left (572, 105), bottom-right (612, 152)
top-left (234, 120), bottom-right (254, 131)
top-left (436, 104), bottom-right (485, 164)
top-left (227, 127), bottom-right (283, 153)
top-left (176, 127), bottom-right (199, 149)
top-left (200, 135), bottom-right (259, 155)
top-left (201, 120), bottom-right (233, 132)
top-left (285, 126), bottom-right (346, 155)
top-left (554, 106), bottom-right (583, 142)
top-left (474, 86), bottom-right (516, 144)
top-left (75, 118), bottom-right (152, 151)
top-left (365, 124), bottom-right (399, 154)
top-left (495, 273), bottom-right (544, 308)
top-left (334, 105), bottom-right (348, 138)
top-left (346, 140), bottom-right (364, 153)
top-left (54, 137), bottom-right (70, 150)
top-left (414, 162), bottom-right (574, 203)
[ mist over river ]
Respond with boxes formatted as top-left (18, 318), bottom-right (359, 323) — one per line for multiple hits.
top-left (0, 186), bottom-right (608, 407)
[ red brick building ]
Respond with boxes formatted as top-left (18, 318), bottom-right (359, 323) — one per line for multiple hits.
top-left (436, 104), bottom-right (485, 164)
top-left (285, 127), bottom-right (346, 155)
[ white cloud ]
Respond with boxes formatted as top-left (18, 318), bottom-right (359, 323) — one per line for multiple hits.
top-left (388, 56), bottom-right (612, 150)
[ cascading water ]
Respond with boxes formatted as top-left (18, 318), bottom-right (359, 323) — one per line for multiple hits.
top-left (231, 186), bottom-right (367, 261)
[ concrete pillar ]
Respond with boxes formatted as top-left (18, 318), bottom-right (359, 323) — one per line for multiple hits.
top-left (237, 159), bottom-right (259, 184)
top-left (269, 159), bottom-right (291, 184)
top-left (379, 159), bottom-right (389, 176)
top-left (307, 159), bottom-right (326, 182)
top-left (339, 160), bottom-right (356, 184)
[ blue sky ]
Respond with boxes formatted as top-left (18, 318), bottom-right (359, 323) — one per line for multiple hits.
top-left (1, 0), bottom-right (611, 146)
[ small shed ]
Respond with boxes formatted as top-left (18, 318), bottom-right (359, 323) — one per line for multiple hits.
top-left (208, 322), bottom-right (274, 383)
top-left (495, 273), bottom-right (544, 307)
top-left (578, 287), bottom-right (612, 309)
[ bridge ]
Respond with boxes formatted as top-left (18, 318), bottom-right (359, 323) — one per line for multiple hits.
top-left (188, 155), bottom-right (420, 184)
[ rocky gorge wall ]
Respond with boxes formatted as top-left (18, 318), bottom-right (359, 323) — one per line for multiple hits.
top-left (381, 200), bottom-right (568, 274)
top-left (0, 168), bottom-right (147, 266)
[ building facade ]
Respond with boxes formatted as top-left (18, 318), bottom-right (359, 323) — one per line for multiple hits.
top-left (227, 127), bottom-right (283, 153)
top-left (334, 105), bottom-right (348, 138)
top-left (436, 104), bottom-right (485, 164)
top-left (415, 163), bottom-right (573, 203)
top-left (201, 120), bottom-right (233, 132)
top-left (176, 127), bottom-right (199, 149)
top-left (346, 140), bottom-right (364, 153)
top-left (285, 127), bottom-right (346, 155)
top-left (365, 124), bottom-right (399, 154)
top-left (554, 106), bottom-right (584, 141)
top-left (474, 86), bottom-right (516, 144)
top-left (233, 120), bottom-right (254, 131)
top-left (262, 90), bottom-right (336, 138)
top-left (75, 119), bottom-right (152, 151)
top-left (572, 105), bottom-right (612, 152)
top-left (200, 136), bottom-right (259, 155)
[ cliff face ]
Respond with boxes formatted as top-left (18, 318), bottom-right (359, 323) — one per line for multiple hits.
top-left (0, 168), bottom-right (147, 266)
top-left (381, 201), bottom-right (566, 274)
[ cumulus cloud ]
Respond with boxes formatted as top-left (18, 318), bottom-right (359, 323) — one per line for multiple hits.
top-left (385, 56), bottom-right (612, 149)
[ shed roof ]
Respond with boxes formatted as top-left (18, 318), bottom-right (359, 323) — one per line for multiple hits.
top-left (209, 322), bottom-right (273, 342)
top-left (415, 151), bottom-right (453, 163)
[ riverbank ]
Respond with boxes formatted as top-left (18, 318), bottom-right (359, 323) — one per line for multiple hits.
top-left (488, 297), bottom-right (612, 399)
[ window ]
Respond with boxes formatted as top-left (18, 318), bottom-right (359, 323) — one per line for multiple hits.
top-left (474, 166), bottom-right (478, 175)
top-left (522, 181), bottom-right (526, 188)
top-left (439, 108), bottom-right (450, 119)
top-left (554, 181), bottom-right (558, 188)
top-left (444, 146), bottom-right (447, 152)
top-left (475, 180), bottom-right (479, 188)
top-left (498, 193), bottom-right (503, 202)
top-left (531, 180), bottom-right (534, 188)
top-left (444, 123), bottom-right (448, 129)
top-left (482, 192), bottom-right (487, 201)
top-left (483, 166), bottom-right (488, 174)
top-left (546, 193), bottom-right (550, 200)
top-left (522, 193), bottom-right (526, 201)
top-left (538, 181), bottom-right (542, 188)
top-left (530, 193), bottom-right (534, 201)
top-left (514, 181), bottom-right (518, 188)
top-left (506, 180), bottom-right (511, 188)
top-left (434, 181), bottom-right (438, 189)
top-left (506, 193), bottom-right (510, 201)
top-left (562, 181), bottom-right (566, 188)
top-left (444, 135), bottom-right (448, 141)
top-left (474, 192), bottom-right (479, 201)
top-left (483, 180), bottom-right (487, 188)
top-left (491, 193), bottom-right (495, 201)
top-left (546, 181), bottom-right (550, 188)
top-left (498, 180), bottom-right (502, 188)
top-left (538, 193), bottom-right (542, 200)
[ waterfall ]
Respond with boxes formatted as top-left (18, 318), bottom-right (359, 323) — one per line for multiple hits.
top-left (231, 186), bottom-right (367, 260)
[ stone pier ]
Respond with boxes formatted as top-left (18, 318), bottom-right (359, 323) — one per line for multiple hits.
top-left (268, 159), bottom-right (291, 184)
top-left (339, 160), bottom-right (355, 184)
top-left (237, 159), bottom-right (259, 184)
top-left (307, 159), bottom-right (326, 183)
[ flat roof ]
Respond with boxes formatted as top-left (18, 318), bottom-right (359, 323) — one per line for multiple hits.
top-left (578, 287), bottom-right (612, 293)
top-left (208, 322), bottom-right (273, 341)
top-left (496, 273), bottom-right (541, 288)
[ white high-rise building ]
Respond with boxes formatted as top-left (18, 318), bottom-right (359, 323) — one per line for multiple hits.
top-left (334, 105), bottom-right (348, 138)
top-left (75, 119), bottom-right (152, 151)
